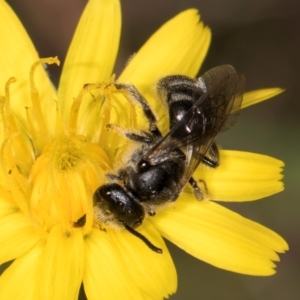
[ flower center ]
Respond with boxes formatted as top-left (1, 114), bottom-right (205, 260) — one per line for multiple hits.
top-left (29, 133), bottom-right (107, 232)
top-left (0, 57), bottom-right (132, 235)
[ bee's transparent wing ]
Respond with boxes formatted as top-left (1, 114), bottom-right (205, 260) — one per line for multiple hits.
top-left (199, 65), bottom-right (244, 131)
top-left (144, 65), bottom-right (245, 190)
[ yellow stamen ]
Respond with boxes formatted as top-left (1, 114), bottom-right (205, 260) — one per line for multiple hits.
top-left (3, 78), bottom-right (34, 175)
top-left (0, 78), bottom-right (30, 212)
top-left (68, 75), bottom-right (115, 134)
top-left (54, 99), bottom-right (63, 138)
top-left (68, 74), bottom-right (137, 159)
top-left (29, 57), bottom-right (60, 147)
top-left (0, 139), bottom-right (28, 213)
top-left (69, 91), bottom-right (84, 133)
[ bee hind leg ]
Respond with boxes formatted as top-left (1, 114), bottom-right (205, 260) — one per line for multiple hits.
top-left (203, 143), bottom-right (220, 168)
top-left (188, 177), bottom-right (209, 201)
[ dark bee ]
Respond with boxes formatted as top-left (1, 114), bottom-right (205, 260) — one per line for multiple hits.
top-left (93, 65), bottom-right (245, 253)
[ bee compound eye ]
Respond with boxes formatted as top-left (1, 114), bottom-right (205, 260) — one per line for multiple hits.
top-left (137, 159), bottom-right (150, 172)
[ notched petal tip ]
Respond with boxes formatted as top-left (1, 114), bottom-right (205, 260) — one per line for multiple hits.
top-left (152, 200), bottom-right (288, 276)
top-left (119, 8), bottom-right (211, 134)
top-left (119, 8), bottom-right (211, 90)
top-left (196, 150), bottom-right (285, 201)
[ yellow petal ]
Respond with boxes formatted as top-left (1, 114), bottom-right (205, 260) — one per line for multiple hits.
top-left (110, 220), bottom-right (177, 299)
top-left (0, 200), bottom-right (17, 218)
top-left (58, 0), bottom-right (121, 120)
top-left (84, 223), bottom-right (177, 300)
top-left (194, 150), bottom-right (284, 201)
top-left (84, 228), bottom-right (144, 300)
top-left (0, 242), bottom-right (44, 299)
top-left (39, 226), bottom-right (84, 300)
top-left (0, 212), bottom-right (40, 264)
top-left (119, 9), bottom-right (210, 132)
top-left (242, 88), bottom-right (284, 109)
top-left (119, 9), bottom-right (211, 91)
top-left (152, 199), bottom-right (288, 276)
top-left (0, 1), bottom-right (56, 126)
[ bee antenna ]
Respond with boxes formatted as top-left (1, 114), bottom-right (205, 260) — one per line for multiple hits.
top-left (123, 223), bottom-right (163, 254)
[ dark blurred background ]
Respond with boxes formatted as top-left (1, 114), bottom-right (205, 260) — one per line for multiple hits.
top-left (6, 0), bottom-right (300, 299)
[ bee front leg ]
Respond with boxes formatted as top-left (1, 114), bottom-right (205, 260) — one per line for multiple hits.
top-left (106, 123), bottom-right (154, 144)
top-left (114, 83), bottom-right (162, 138)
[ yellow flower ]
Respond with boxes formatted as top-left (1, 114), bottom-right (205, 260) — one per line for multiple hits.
top-left (0, 0), bottom-right (288, 300)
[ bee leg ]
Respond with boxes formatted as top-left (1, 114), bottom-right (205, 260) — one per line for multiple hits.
top-left (114, 83), bottom-right (162, 138)
top-left (123, 223), bottom-right (162, 254)
top-left (203, 143), bottom-right (220, 168)
top-left (106, 173), bottom-right (123, 181)
top-left (124, 132), bottom-right (153, 144)
top-left (188, 177), bottom-right (209, 200)
top-left (106, 124), bottom-right (153, 144)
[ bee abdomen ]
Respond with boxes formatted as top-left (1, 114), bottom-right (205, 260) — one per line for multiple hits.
top-left (156, 75), bottom-right (204, 127)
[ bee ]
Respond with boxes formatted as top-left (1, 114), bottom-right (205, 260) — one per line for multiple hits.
top-left (93, 65), bottom-right (245, 253)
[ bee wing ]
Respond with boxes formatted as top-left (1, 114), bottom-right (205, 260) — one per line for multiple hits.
top-left (199, 65), bottom-right (244, 132)
top-left (145, 65), bottom-right (245, 188)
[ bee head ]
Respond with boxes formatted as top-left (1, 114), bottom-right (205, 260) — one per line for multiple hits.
top-left (93, 183), bottom-right (145, 228)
